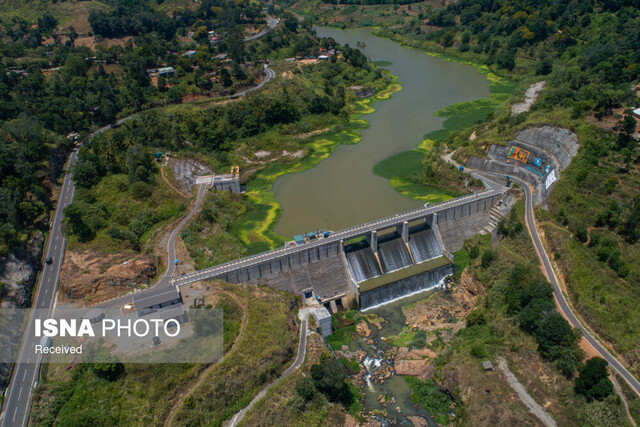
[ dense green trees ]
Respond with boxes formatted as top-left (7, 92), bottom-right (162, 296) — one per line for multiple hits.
top-left (574, 357), bottom-right (613, 402)
top-left (310, 356), bottom-right (355, 407)
top-left (0, 119), bottom-right (61, 254)
top-left (495, 264), bottom-right (582, 377)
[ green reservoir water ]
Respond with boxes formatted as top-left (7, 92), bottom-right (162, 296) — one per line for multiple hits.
top-left (272, 27), bottom-right (490, 238)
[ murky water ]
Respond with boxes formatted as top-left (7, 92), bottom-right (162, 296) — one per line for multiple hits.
top-left (273, 27), bottom-right (489, 238)
top-left (348, 289), bottom-right (440, 425)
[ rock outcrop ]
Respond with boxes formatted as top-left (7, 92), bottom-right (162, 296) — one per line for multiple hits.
top-left (0, 232), bottom-right (45, 388)
top-left (404, 270), bottom-right (485, 334)
top-left (0, 232), bottom-right (44, 308)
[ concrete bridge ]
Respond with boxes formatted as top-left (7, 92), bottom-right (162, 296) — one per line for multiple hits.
top-left (172, 187), bottom-right (505, 290)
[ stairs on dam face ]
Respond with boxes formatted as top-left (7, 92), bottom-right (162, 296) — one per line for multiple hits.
top-left (482, 205), bottom-right (504, 235)
top-left (245, 254), bottom-right (351, 301)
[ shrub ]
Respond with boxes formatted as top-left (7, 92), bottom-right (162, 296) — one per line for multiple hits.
top-left (574, 357), bottom-right (613, 402)
top-left (466, 309), bottom-right (487, 328)
top-left (130, 181), bottom-right (152, 200)
top-left (295, 376), bottom-right (315, 403)
top-left (310, 357), bottom-right (354, 407)
top-left (470, 343), bottom-right (487, 359)
top-left (409, 330), bottom-right (427, 349)
top-left (480, 249), bottom-right (496, 268)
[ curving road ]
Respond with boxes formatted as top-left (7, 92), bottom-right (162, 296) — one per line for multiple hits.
top-left (161, 183), bottom-right (206, 285)
top-left (244, 16), bottom-right (279, 42)
top-left (230, 65), bottom-right (276, 99)
top-left (474, 170), bottom-right (640, 398)
top-left (226, 315), bottom-right (308, 427)
top-left (1, 15), bottom-right (279, 423)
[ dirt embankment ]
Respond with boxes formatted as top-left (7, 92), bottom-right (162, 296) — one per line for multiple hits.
top-left (404, 270), bottom-right (485, 334)
top-left (59, 251), bottom-right (156, 304)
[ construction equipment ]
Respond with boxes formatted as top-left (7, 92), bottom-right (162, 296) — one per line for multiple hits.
top-left (231, 165), bottom-right (240, 178)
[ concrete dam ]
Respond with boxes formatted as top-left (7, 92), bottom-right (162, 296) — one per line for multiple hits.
top-left (346, 218), bottom-right (454, 310)
top-left (173, 188), bottom-right (505, 311)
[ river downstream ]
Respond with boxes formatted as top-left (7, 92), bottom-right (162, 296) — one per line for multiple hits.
top-left (272, 27), bottom-right (490, 238)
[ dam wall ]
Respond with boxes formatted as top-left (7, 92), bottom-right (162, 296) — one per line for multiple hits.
top-left (174, 189), bottom-right (504, 308)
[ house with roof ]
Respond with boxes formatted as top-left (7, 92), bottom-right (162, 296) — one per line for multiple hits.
top-left (133, 286), bottom-right (182, 316)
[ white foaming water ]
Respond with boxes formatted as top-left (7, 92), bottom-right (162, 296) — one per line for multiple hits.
top-left (361, 276), bottom-right (448, 312)
top-left (363, 356), bottom-right (382, 392)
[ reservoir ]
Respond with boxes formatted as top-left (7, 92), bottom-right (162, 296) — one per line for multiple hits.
top-left (272, 27), bottom-right (490, 238)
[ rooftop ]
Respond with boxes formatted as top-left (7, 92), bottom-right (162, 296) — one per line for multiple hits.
top-left (133, 286), bottom-right (181, 310)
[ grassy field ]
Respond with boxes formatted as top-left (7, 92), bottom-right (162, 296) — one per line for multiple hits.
top-left (239, 333), bottom-right (350, 427)
top-left (291, 0), bottom-right (435, 28)
top-left (423, 197), bottom-right (640, 426)
top-left (542, 223), bottom-right (640, 376)
top-left (0, 0), bottom-right (111, 32)
top-left (170, 285), bottom-right (298, 426)
top-left (181, 191), bottom-right (248, 270)
top-left (30, 285), bottom-right (245, 426)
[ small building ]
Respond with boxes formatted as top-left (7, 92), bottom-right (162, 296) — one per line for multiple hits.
top-left (312, 307), bottom-right (333, 338)
top-left (633, 107), bottom-right (640, 119)
top-left (318, 55), bottom-right (329, 61)
top-left (482, 361), bottom-right (494, 371)
top-left (182, 50), bottom-right (197, 57)
top-left (156, 304), bottom-right (188, 325)
top-left (157, 67), bottom-right (175, 76)
top-left (213, 53), bottom-right (228, 61)
top-left (133, 286), bottom-right (182, 316)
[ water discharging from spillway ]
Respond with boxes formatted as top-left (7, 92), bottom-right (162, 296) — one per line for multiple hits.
top-left (408, 228), bottom-right (441, 263)
top-left (360, 266), bottom-right (452, 311)
top-left (345, 247), bottom-right (381, 282)
top-left (378, 239), bottom-right (413, 273)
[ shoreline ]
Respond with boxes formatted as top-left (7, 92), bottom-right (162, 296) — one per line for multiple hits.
top-left (234, 74), bottom-right (403, 253)
top-left (235, 26), bottom-right (516, 253)
top-left (369, 28), bottom-right (516, 201)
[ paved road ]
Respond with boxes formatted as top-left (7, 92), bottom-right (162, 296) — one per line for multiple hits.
top-left (475, 170), bottom-right (640, 398)
top-left (172, 188), bottom-right (503, 287)
top-left (161, 184), bottom-right (206, 285)
top-left (226, 316), bottom-right (308, 427)
top-left (0, 116), bottom-right (134, 427)
top-left (0, 21), bottom-right (276, 420)
top-left (230, 66), bottom-right (275, 99)
top-left (244, 16), bottom-right (279, 42)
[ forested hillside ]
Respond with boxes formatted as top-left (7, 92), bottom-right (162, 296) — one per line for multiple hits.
top-left (0, 0), bottom-right (269, 255)
top-left (375, 0), bottom-right (640, 375)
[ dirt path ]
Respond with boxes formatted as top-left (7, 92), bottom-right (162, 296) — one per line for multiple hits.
top-left (498, 358), bottom-right (557, 427)
top-left (226, 312), bottom-right (309, 427)
top-left (164, 289), bottom-right (249, 426)
top-left (585, 226), bottom-right (606, 246)
top-left (160, 166), bottom-right (189, 198)
top-left (611, 374), bottom-right (638, 427)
